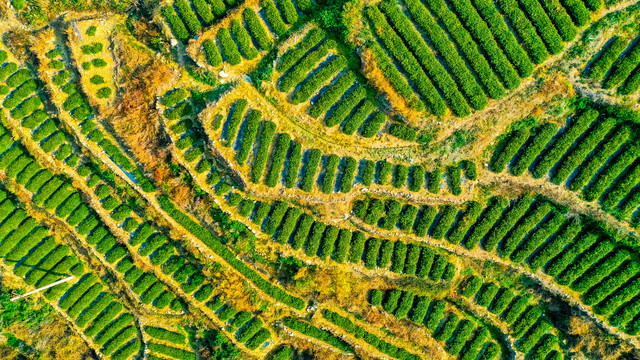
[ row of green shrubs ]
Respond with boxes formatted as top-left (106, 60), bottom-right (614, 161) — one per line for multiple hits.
top-left (370, 288), bottom-right (499, 359)
top-left (232, 195), bottom-right (456, 280)
top-left (0, 186), bottom-right (143, 358)
top-left (459, 277), bottom-right (561, 358)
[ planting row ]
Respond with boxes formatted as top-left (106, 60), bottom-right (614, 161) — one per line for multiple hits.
top-left (368, 288), bottom-right (502, 360)
top-left (365, 0), bottom-right (597, 117)
top-left (585, 35), bottom-right (640, 95)
top-left (230, 194), bottom-right (456, 281)
top-left (201, 0), bottom-right (309, 68)
top-left (158, 194), bottom-right (306, 310)
top-left (0, 123), bottom-right (185, 311)
top-left (33, 37), bottom-right (154, 192)
top-left (210, 98), bottom-right (475, 194)
top-left (161, 90), bottom-right (230, 191)
top-left (459, 277), bottom-right (563, 359)
top-left (490, 108), bottom-right (640, 224)
top-left (353, 193), bottom-right (640, 334)
top-left (321, 309), bottom-right (422, 360)
top-left (274, 28), bottom-right (388, 137)
top-left (168, 0), bottom-right (312, 43)
top-left (0, 186), bottom-right (142, 360)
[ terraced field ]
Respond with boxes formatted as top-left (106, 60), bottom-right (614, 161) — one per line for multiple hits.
top-left (1, 0), bottom-right (640, 359)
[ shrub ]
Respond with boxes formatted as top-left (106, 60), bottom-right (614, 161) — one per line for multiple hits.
top-left (483, 195), bottom-right (532, 251)
top-left (517, 0), bottom-right (564, 54)
top-left (244, 9), bottom-right (272, 50)
top-left (304, 221), bottom-right (326, 257)
top-left (490, 128), bottom-right (530, 173)
top-left (236, 110), bottom-right (262, 164)
top-left (3, 79), bottom-right (38, 108)
top-left (292, 56), bottom-right (346, 105)
top-left (277, 0), bottom-right (298, 24)
top-left (414, 205), bottom-right (437, 237)
top-left (334, 229), bottom-right (352, 263)
top-left (0, 63), bottom-right (18, 82)
top-left (350, 231), bottom-right (366, 263)
top-left (510, 123), bottom-right (557, 176)
top-left (378, 240), bottom-right (394, 268)
top-left (427, 167), bottom-right (440, 193)
top-left (582, 142), bottom-right (639, 202)
top-left (430, 254), bottom-right (448, 280)
top-left (231, 19), bottom-right (258, 60)
top-left (389, 123), bottom-right (417, 141)
top-left (532, 109), bottom-right (599, 178)
top-left (364, 237), bottom-right (382, 269)
top-left (291, 213), bottom-right (313, 250)
top-left (557, 239), bottom-right (614, 286)
top-left (337, 157), bottom-right (357, 193)
top-left (264, 201), bottom-right (288, 236)
top-left (322, 154), bottom-right (339, 194)
top-left (97, 87), bottom-right (112, 98)
top-left (261, 0), bottom-right (288, 36)
top-left (380, 0), bottom-right (479, 112)
top-left (392, 164), bottom-right (408, 189)
top-left (448, 201), bottom-right (483, 244)
top-left (366, 6), bottom-right (447, 116)
top-left (299, 148), bottom-right (321, 192)
top-left (390, 241), bottom-right (408, 273)
top-left (284, 141), bottom-right (302, 188)
top-left (21, 109), bottom-right (47, 129)
top-left (245, 328), bottom-right (271, 350)
top-left (278, 29), bottom-right (324, 73)
top-left (431, 205), bottom-right (457, 239)
top-left (569, 126), bottom-right (630, 191)
top-left (572, 249), bottom-right (630, 292)
top-left (497, 201), bottom-right (551, 258)
top-left (319, 225), bottom-right (339, 260)
top-left (360, 111), bottom-right (387, 138)
top-left (90, 58), bottom-right (107, 68)
top-left (250, 121), bottom-right (276, 183)
top-left (594, 276), bottom-right (640, 315)
top-left (158, 196), bottom-right (306, 309)
top-left (58, 274), bottom-right (98, 310)
top-left (446, 164), bottom-right (462, 195)
top-left (274, 207), bottom-right (301, 244)
top-left (11, 96), bottom-right (42, 119)
top-left (308, 71), bottom-right (357, 118)
top-left (604, 42), bottom-right (640, 90)
top-left (217, 28), bottom-right (242, 65)
top-left (476, 282), bottom-right (499, 307)
top-left (394, 292), bottom-right (415, 319)
top-left (6, 69), bottom-right (31, 88)
top-left (278, 40), bottom-right (335, 92)
top-left (502, 295), bottom-right (530, 324)
top-left (236, 317), bottom-right (263, 342)
top-left (510, 211), bottom-right (564, 263)
top-left (173, 0), bottom-right (202, 35)
top-left (545, 232), bottom-right (599, 277)
top-left (148, 343), bottom-right (196, 360)
top-left (283, 317), bottom-right (353, 353)
top-left (332, 90), bottom-right (376, 135)
top-left (582, 261), bottom-right (640, 306)
top-left (377, 161), bottom-right (393, 185)
top-left (460, 276), bottom-right (482, 297)
top-left (398, 204), bottom-right (418, 231)
top-left (269, 346), bottom-right (293, 360)
top-left (203, 40), bottom-right (222, 66)
top-left (359, 160), bottom-right (375, 186)
top-left (224, 99), bottom-right (248, 146)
